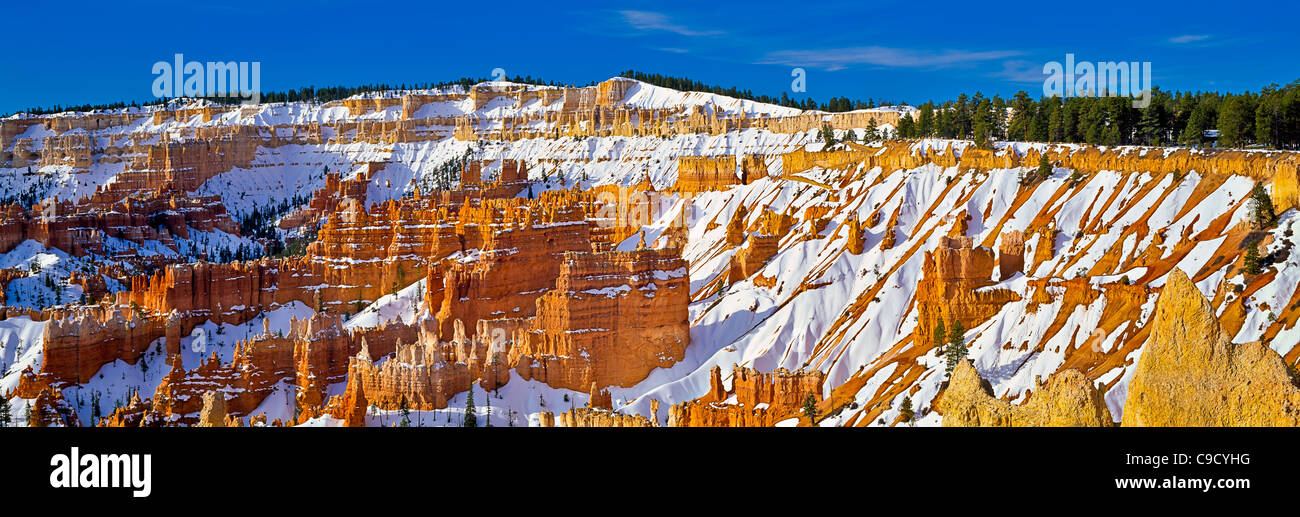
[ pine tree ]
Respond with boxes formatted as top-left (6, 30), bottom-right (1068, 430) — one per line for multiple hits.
top-left (463, 386), bottom-right (477, 427)
top-left (399, 395), bottom-right (411, 427)
top-left (1137, 96), bottom-right (1167, 145)
top-left (1249, 183), bottom-right (1277, 229)
top-left (0, 393), bottom-right (11, 427)
top-left (972, 98), bottom-right (994, 149)
top-left (1243, 244), bottom-right (1263, 275)
top-left (944, 320), bottom-right (967, 376)
top-left (801, 392), bottom-right (820, 425)
top-left (1217, 95), bottom-right (1254, 148)
top-left (894, 115), bottom-right (913, 140)
top-left (1181, 99), bottom-right (1216, 146)
top-left (947, 320), bottom-right (965, 347)
top-left (917, 103), bottom-right (935, 137)
top-left (933, 319), bottom-right (946, 348)
top-left (1036, 153), bottom-right (1053, 182)
top-left (898, 396), bottom-right (914, 424)
top-left (1007, 91), bottom-right (1034, 141)
top-left (820, 123), bottom-right (836, 146)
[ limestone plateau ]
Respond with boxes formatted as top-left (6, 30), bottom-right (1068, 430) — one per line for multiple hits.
top-left (3, 77), bottom-right (1300, 427)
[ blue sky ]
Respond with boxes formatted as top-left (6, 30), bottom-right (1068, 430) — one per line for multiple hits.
top-left (3, 0), bottom-right (1297, 114)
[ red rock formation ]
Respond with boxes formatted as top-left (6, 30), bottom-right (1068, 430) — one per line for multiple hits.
top-left (197, 390), bottom-right (243, 427)
top-left (109, 127), bottom-right (260, 197)
top-left (147, 313), bottom-right (408, 425)
top-left (0, 188), bottom-right (239, 257)
top-left (730, 365), bottom-right (824, 411)
top-left (29, 386), bottom-right (80, 427)
top-left (343, 339), bottom-right (474, 411)
top-left (558, 407), bottom-right (653, 427)
top-left (99, 391), bottom-right (164, 427)
top-left (915, 237), bottom-right (1020, 349)
top-left (728, 208), bottom-right (793, 282)
top-left (674, 156), bottom-right (743, 193)
top-left (845, 217), bottom-right (865, 255)
top-left (729, 234), bottom-right (780, 283)
top-left (13, 365), bottom-right (51, 398)
top-left (674, 365), bottom-right (824, 427)
top-left (667, 401), bottom-right (777, 427)
top-left (726, 205), bottom-right (748, 247)
top-left (998, 230), bottom-right (1026, 279)
top-left (340, 370), bottom-right (369, 427)
top-left (295, 317), bottom-right (411, 407)
top-left (434, 195), bottom-right (592, 338)
top-left (512, 248), bottom-right (689, 391)
top-left (40, 306), bottom-right (168, 385)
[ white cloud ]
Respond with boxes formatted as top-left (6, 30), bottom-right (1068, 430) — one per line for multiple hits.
top-left (756, 46), bottom-right (1024, 71)
top-left (1169, 34), bottom-right (1210, 44)
top-left (994, 60), bottom-right (1049, 83)
top-left (619, 10), bottom-right (723, 37)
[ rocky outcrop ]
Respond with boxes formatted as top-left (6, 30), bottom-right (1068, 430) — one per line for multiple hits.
top-left (668, 365), bottom-right (824, 427)
top-left (729, 234), bottom-right (779, 282)
top-left (674, 156), bottom-right (746, 193)
top-left (939, 360), bottom-right (1112, 426)
top-left (730, 366), bottom-right (824, 411)
top-left (148, 313), bottom-right (406, 425)
top-left (997, 230), bottom-right (1025, 279)
top-left (40, 306), bottom-right (169, 385)
top-left (0, 189), bottom-right (239, 257)
top-left (557, 407), bottom-right (653, 427)
top-left (667, 401), bottom-right (778, 427)
top-left (512, 248), bottom-right (690, 391)
top-left (915, 237), bottom-right (1020, 349)
top-left (433, 195), bottom-right (592, 338)
top-left (1121, 269), bottom-right (1300, 426)
top-left (344, 340), bottom-right (473, 411)
top-left (99, 391), bottom-right (164, 427)
top-left (341, 370), bottom-right (369, 427)
top-left (29, 386), bottom-right (80, 427)
top-left (196, 391), bottom-right (238, 427)
top-left (336, 316), bottom-right (512, 413)
top-left (728, 208), bottom-right (792, 282)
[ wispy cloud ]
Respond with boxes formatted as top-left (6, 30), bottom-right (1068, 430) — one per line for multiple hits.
top-left (655, 47), bottom-right (690, 54)
top-left (994, 59), bottom-right (1049, 83)
top-left (619, 10), bottom-right (723, 37)
top-left (1169, 34), bottom-right (1210, 44)
top-left (756, 46), bottom-right (1024, 71)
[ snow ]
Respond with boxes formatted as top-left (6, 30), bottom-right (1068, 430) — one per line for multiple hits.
top-left (345, 278), bottom-right (425, 330)
top-left (0, 316), bottom-right (46, 397)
